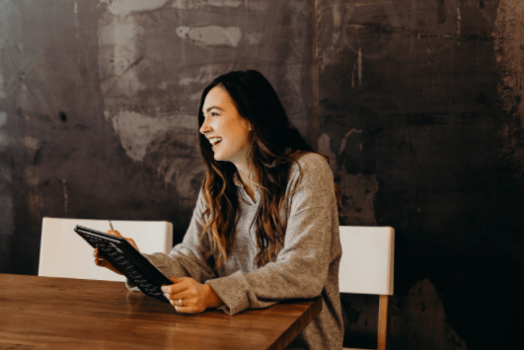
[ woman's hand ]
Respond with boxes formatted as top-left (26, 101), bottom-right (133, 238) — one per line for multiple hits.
top-left (93, 230), bottom-right (139, 275)
top-left (161, 277), bottom-right (224, 314)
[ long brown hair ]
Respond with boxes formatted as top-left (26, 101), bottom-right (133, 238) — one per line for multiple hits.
top-left (198, 70), bottom-right (319, 269)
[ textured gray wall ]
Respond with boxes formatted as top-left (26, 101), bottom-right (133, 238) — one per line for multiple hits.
top-left (1, 0), bottom-right (523, 349)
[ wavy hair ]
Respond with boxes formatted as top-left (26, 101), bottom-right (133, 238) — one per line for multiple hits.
top-left (197, 70), bottom-right (323, 269)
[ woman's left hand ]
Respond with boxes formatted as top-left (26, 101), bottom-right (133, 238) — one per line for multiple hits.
top-left (161, 277), bottom-right (223, 313)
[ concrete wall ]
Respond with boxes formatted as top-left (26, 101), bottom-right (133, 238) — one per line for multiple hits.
top-left (0, 0), bottom-right (522, 349)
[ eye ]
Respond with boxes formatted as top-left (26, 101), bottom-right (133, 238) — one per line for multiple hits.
top-left (211, 112), bottom-right (220, 117)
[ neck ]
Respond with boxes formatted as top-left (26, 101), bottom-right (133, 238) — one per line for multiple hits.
top-left (235, 162), bottom-right (257, 201)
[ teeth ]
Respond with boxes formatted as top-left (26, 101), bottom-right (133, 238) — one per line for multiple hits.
top-left (209, 137), bottom-right (222, 146)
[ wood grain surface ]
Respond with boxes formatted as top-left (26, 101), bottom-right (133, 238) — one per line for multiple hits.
top-left (0, 274), bottom-right (321, 350)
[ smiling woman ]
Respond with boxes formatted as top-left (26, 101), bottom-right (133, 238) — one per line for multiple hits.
top-left (95, 70), bottom-right (344, 350)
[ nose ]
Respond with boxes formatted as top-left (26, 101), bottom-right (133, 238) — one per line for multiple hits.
top-left (200, 116), bottom-right (211, 134)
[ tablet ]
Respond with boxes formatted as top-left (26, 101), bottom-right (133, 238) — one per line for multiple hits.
top-left (74, 225), bottom-right (172, 302)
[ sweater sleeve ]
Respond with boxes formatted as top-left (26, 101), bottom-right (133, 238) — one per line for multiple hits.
top-left (125, 190), bottom-right (217, 290)
top-left (205, 154), bottom-right (338, 315)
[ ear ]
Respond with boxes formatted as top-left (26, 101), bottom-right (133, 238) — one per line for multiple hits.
top-left (248, 123), bottom-right (253, 131)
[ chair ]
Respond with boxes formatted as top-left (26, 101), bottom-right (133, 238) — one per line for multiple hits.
top-left (38, 217), bottom-right (173, 282)
top-left (338, 226), bottom-right (395, 350)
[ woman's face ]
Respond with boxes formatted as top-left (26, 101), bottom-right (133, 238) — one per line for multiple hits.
top-left (200, 86), bottom-right (251, 167)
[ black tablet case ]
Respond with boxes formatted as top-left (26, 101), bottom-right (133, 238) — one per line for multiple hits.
top-left (74, 225), bottom-right (171, 302)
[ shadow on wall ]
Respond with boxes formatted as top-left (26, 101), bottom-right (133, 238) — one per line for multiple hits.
top-left (342, 279), bottom-right (466, 350)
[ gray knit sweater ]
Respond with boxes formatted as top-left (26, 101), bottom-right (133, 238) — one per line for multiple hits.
top-left (129, 153), bottom-right (343, 350)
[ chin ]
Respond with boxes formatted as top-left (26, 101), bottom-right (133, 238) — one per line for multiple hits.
top-left (212, 147), bottom-right (231, 162)
top-left (214, 153), bottom-right (236, 164)
top-left (213, 153), bottom-right (226, 162)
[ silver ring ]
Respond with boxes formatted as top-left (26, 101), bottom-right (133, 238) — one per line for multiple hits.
top-left (178, 298), bottom-right (183, 307)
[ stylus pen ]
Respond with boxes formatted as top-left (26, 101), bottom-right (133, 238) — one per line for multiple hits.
top-left (109, 220), bottom-right (114, 231)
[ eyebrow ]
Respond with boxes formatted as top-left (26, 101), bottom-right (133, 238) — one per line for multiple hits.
top-left (203, 106), bottom-right (224, 114)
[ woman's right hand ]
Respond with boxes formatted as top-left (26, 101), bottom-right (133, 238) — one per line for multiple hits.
top-left (93, 230), bottom-right (140, 275)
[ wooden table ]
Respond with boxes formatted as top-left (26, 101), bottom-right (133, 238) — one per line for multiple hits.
top-left (0, 274), bottom-right (322, 350)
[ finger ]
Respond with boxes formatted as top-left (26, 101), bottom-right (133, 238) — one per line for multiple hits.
top-left (94, 255), bottom-right (105, 265)
top-left (95, 256), bottom-right (109, 267)
top-left (168, 297), bottom-right (185, 307)
top-left (127, 238), bottom-right (139, 250)
top-left (164, 290), bottom-right (192, 302)
top-left (162, 277), bottom-right (183, 289)
top-left (163, 286), bottom-right (191, 299)
top-left (162, 280), bottom-right (188, 295)
top-left (99, 259), bottom-right (121, 274)
top-left (106, 230), bottom-right (123, 237)
top-left (94, 247), bottom-right (104, 258)
top-left (174, 305), bottom-right (191, 313)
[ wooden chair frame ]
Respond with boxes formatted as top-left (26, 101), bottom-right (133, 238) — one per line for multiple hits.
top-left (339, 226), bottom-right (394, 350)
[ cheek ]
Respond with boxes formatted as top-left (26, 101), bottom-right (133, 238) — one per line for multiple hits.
top-left (224, 124), bottom-right (249, 146)
top-left (231, 131), bottom-right (250, 148)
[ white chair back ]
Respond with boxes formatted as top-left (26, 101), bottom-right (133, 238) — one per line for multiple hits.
top-left (38, 217), bottom-right (173, 282)
top-left (338, 226), bottom-right (394, 295)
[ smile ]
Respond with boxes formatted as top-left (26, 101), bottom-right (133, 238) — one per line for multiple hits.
top-left (209, 137), bottom-right (223, 148)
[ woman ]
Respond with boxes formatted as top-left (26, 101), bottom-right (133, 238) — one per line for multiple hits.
top-left (94, 70), bottom-right (343, 350)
